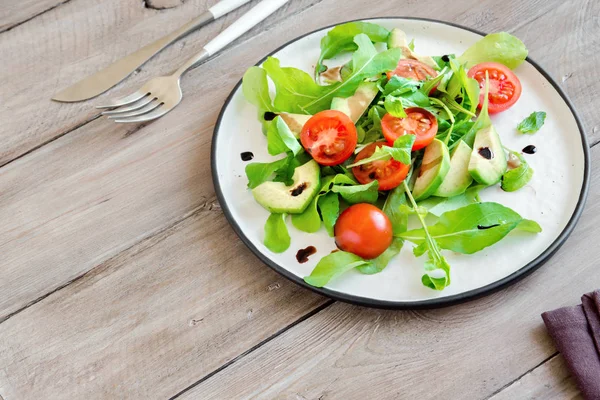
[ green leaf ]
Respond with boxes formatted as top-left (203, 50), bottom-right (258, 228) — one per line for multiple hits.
top-left (417, 185), bottom-right (485, 216)
top-left (291, 195), bottom-right (321, 233)
top-left (517, 111), bottom-right (546, 134)
top-left (316, 22), bottom-right (390, 79)
top-left (264, 213), bottom-right (290, 253)
top-left (318, 192), bottom-right (340, 237)
top-left (356, 238), bottom-right (404, 274)
top-left (383, 76), bottom-right (421, 96)
top-left (304, 251), bottom-right (369, 287)
top-left (501, 152), bottom-right (533, 192)
top-left (382, 183), bottom-right (410, 235)
top-left (331, 180), bottom-right (379, 204)
top-left (273, 151), bottom-right (311, 185)
top-left (458, 32), bottom-right (528, 70)
top-left (408, 38), bottom-right (415, 51)
top-left (348, 136), bottom-right (414, 168)
top-left (245, 156), bottom-right (290, 189)
top-left (242, 66), bottom-right (275, 112)
top-left (266, 117), bottom-right (302, 156)
top-left (460, 75), bottom-right (492, 148)
top-left (384, 95), bottom-right (406, 118)
top-left (399, 202), bottom-right (542, 254)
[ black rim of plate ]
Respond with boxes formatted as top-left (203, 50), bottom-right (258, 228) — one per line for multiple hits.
top-left (211, 17), bottom-right (591, 309)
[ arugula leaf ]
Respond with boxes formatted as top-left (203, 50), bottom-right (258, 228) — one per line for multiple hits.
top-left (266, 117), bottom-right (302, 156)
top-left (348, 136), bottom-right (415, 167)
top-left (242, 66), bottom-right (275, 112)
top-left (382, 182), bottom-right (410, 235)
top-left (402, 181), bottom-right (451, 290)
top-left (458, 32), bottom-right (528, 70)
top-left (316, 22), bottom-right (390, 80)
top-left (517, 111), bottom-right (546, 134)
top-left (502, 152), bottom-right (533, 192)
top-left (304, 251), bottom-right (369, 287)
top-left (264, 213), bottom-right (290, 253)
top-left (245, 156), bottom-right (290, 189)
top-left (331, 180), bottom-right (379, 204)
top-left (384, 95), bottom-right (407, 118)
top-left (273, 151), bottom-right (311, 185)
top-left (357, 238), bottom-right (404, 274)
top-left (318, 192), bottom-right (340, 236)
top-left (417, 185), bottom-right (485, 216)
top-left (399, 202), bottom-right (542, 254)
top-left (460, 74), bottom-right (492, 148)
top-left (383, 75), bottom-right (421, 96)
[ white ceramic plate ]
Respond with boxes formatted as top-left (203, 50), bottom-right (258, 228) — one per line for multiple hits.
top-left (212, 18), bottom-right (589, 308)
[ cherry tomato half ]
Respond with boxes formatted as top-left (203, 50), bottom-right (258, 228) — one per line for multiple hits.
top-left (335, 203), bottom-right (393, 259)
top-left (381, 108), bottom-right (438, 151)
top-left (300, 110), bottom-right (357, 166)
top-left (387, 59), bottom-right (438, 94)
top-left (352, 142), bottom-right (411, 191)
top-left (467, 62), bottom-right (522, 114)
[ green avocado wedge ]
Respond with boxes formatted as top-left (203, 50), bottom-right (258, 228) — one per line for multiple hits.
top-left (413, 139), bottom-right (451, 201)
top-left (468, 125), bottom-right (507, 186)
top-left (279, 113), bottom-right (312, 138)
top-left (330, 81), bottom-right (379, 123)
top-left (434, 140), bottom-right (474, 197)
top-left (252, 160), bottom-right (320, 214)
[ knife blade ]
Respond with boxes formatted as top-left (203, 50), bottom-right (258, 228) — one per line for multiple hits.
top-left (52, 0), bottom-right (252, 102)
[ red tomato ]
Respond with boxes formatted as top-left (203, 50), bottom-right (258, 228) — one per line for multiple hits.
top-left (381, 108), bottom-right (438, 151)
top-left (387, 59), bottom-right (438, 94)
top-left (352, 142), bottom-right (410, 191)
top-left (335, 203), bottom-right (393, 259)
top-left (467, 62), bottom-right (522, 114)
top-left (300, 110), bottom-right (357, 166)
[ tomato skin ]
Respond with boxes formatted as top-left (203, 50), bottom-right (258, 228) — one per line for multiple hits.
top-left (467, 62), bottom-right (522, 114)
top-left (334, 203), bottom-right (393, 259)
top-left (387, 59), bottom-right (438, 94)
top-left (381, 108), bottom-right (438, 151)
top-left (300, 110), bottom-right (357, 166)
top-left (352, 142), bottom-right (411, 191)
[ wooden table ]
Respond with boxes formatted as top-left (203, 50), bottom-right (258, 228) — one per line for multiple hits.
top-left (0, 0), bottom-right (598, 398)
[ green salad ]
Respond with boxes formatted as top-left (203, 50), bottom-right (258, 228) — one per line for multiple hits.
top-left (240, 22), bottom-right (546, 291)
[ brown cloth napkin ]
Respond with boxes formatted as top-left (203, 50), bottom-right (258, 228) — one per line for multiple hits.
top-left (542, 290), bottom-right (600, 400)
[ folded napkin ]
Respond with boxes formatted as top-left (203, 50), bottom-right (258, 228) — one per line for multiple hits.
top-left (542, 290), bottom-right (600, 400)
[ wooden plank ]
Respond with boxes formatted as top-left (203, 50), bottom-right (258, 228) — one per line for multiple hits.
top-left (0, 0), bottom-right (67, 33)
top-left (177, 153), bottom-right (600, 399)
top-left (489, 354), bottom-right (582, 400)
top-left (0, 0), bottom-right (321, 320)
top-left (0, 0), bottom-right (320, 166)
top-left (0, 209), bottom-right (328, 399)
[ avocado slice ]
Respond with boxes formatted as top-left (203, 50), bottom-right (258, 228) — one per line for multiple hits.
top-left (434, 140), bottom-right (474, 197)
top-left (252, 160), bottom-right (320, 214)
top-left (412, 139), bottom-right (451, 201)
top-left (387, 28), bottom-right (438, 69)
top-left (330, 82), bottom-right (378, 123)
top-left (279, 113), bottom-right (312, 138)
top-left (468, 126), bottom-right (507, 185)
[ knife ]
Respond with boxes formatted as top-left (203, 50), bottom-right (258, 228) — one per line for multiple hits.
top-left (52, 0), bottom-right (252, 102)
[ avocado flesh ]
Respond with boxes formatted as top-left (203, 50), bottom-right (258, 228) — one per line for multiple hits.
top-left (279, 113), bottom-right (312, 138)
top-left (330, 82), bottom-right (378, 123)
top-left (252, 160), bottom-right (320, 214)
top-left (413, 139), bottom-right (451, 201)
top-left (387, 28), bottom-right (438, 69)
top-left (434, 140), bottom-right (474, 197)
top-left (468, 126), bottom-right (507, 186)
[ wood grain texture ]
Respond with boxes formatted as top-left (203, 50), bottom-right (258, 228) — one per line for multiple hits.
top-left (0, 210), bottom-right (327, 399)
top-left (180, 153), bottom-right (600, 399)
top-left (0, 0), bottom-right (67, 33)
top-left (0, 0), bottom-right (320, 166)
top-left (489, 354), bottom-right (582, 400)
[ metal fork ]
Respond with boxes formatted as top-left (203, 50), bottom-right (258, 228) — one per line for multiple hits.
top-left (97, 0), bottom-right (289, 123)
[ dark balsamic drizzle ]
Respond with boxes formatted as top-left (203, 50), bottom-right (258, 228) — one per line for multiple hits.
top-left (263, 111), bottom-right (277, 121)
top-left (240, 151), bottom-right (254, 161)
top-left (478, 147), bottom-right (493, 160)
top-left (522, 145), bottom-right (537, 154)
top-left (296, 246), bottom-right (317, 263)
top-left (477, 224), bottom-right (500, 230)
top-left (441, 55), bottom-right (450, 62)
top-left (290, 182), bottom-right (307, 196)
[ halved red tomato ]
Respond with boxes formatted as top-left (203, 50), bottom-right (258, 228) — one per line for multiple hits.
top-left (387, 59), bottom-right (438, 93)
top-left (467, 62), bottom-right (522, 114)
top-left (381, 108), bottom-right (438, 151)
top-left (352, 142), bottom-right (410, 191)
top-left (300, 110), bottom-right (357, 166)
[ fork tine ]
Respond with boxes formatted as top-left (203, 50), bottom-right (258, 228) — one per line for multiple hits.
top-left (101, 95), bottom-right (155, 115)
top-left (107, 100), bottom-right (162, 119)
top-left (96, 90), bottom-right (148, 109)
top-left (113, 105), bottom-right (172, 124)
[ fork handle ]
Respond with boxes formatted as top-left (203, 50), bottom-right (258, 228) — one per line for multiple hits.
top-left (174, 0), bottom-right (290, 76)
